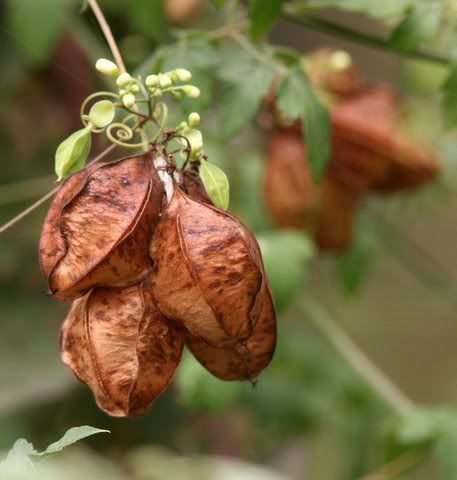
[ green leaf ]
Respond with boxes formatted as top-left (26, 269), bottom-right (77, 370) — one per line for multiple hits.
top-left (218, 45), bottom-right (275, 137)
top-left (389, 4), bottom-right (441, 52)
top-left (337, 217), bottom-right (382, 295)
top-left (258, 232), bottom-right (314, 313)
top-left (442, 64), bottom-right (457, 128)
top-left (307, 0), bottom-right (413, 18)
top-left (210, 0), bottom-right (226, 7)
top-left (7, 0), bottom-right (70, 66)
top-left (126, 0), bottom-right (167, 42)
top-left (88, 100), bottom-right (115, 129)
top-left (55, 127), bottom-right (92, 180)
top-left (176, 351), bottom-right (242, 412)
top-left (249, 0), bottom-right (283, 39)
top-left (199, 161), bottom-right (230, 210)
top-left (36, 426), bottom-right (109, 456)
top-left (278, 66), bottom-right (330, 181)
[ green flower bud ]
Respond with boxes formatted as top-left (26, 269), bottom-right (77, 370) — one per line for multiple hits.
top-left (130, 84), bottom-right (140, 93)
top-left (175, 68), bottom-right (192, 82)
top-left (176, 121), bottom-right (188, 131)
top-left (116, 72), bottom-right (133, 87)
top-left (119, 88), bottom-right (129, 96)
top-left (182, 127), bottom-right (203, 155)
top-left (183, 86), bottom-right (200, 99)
top-left (188, 112), bottom-right (200, 128)
top-left (145, 74), bottom-right (159, 88)
top-left (122, 94), bottom-right (136, 108)
top-left (159, 74), bottom-right (173, 88)
top-left (95, 58), bottom-right (119, 76)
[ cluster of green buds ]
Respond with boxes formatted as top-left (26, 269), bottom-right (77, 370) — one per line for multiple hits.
top-left (145, 70), bottom-right (200, 100)
top-left (54, 58), bottom-right (206, 181)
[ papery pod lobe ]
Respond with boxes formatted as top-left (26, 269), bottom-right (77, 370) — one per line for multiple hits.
top-left (187, 284), bottom-right (276, 381)
top-left (60, 282), bottom-right (185, 417)
top-left (264, 127), bottom-right (316, 229)
top-left (150, 188), bottom-right (265, 347)
top-left (40, 152), bottom-right (164, 300)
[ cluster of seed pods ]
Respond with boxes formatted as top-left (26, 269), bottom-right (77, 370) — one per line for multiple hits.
top-left (39, 150), bottom-right (276, 417)
top-left (263, 49), bottom-right (440, 250)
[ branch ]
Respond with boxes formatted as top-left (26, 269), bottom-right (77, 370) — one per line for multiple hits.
top-left (86, 0), bottom-right (126, 72)
top-left (282, 14), bottom-right (450, 66)
top-left (300, 299), bottom-right (415, 416)
top-left (0, 145), bottom-right (116, 234)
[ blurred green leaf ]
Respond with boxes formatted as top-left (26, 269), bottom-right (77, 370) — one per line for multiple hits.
top-left (126, 0), bottom-right (167, 42)
top-left (7, 0), bottom-right (70, 66)
top-left (258, 231), bottom-right (314, 313)
top-left (337, 216), bottom-right (382, 295)
top-left (218, 45), bottom-right (275, 137)
top-left (37, 426), bottom-right (109, 456)
top-left (277, 66), bottom-right (330, 181)
top-left (199, 161), bottom-right (230, 209)
top-left (176, 352), bottom-right (242, 412)
top-left (442, 64), bottom-right (457, 128)
top-left (249, 0), bottom-right (283, 39)
top-left (55, 127), bottom-right (91, 180)
top-left (436, 413), bottom-right (457, 480)
top-left (389, 4), bottom-right (441, 52)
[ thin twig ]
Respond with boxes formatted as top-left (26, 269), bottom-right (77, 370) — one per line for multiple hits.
top-left (86, 0), bottom-right (126, 72)
top-left (0, 145), bottom-right (116, 234)
top-left (300, 299), bottom-right (415, 416)
top-left (282, 14), bottom-right (450, 66)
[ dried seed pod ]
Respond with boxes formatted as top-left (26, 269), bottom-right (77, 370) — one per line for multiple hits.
top-left (264, 128), bottom-right (316, 229)
top-left (187, 284), bottom-right (276, 381)
top-left (178, 169), bottom-right (212, 205)
top-left (165, 0), bottom-right (203, 24)
top-left (40, 152), bottom-right (164, 300)
top-left (306, 48), bottom-right (363, 98)
top-left (150, 188), bottom-right (264, 347)
top-left (315, 178), bottom-right (359, 251)
top-left (330, 87), bottom-right (439, 192)
top-left (60, 282), bottom-right (185, 417)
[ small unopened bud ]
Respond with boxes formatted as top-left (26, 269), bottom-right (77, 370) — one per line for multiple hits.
top-left (146, 74), bottom-right (160, 88)
top-left (130, 84), bottom-right (140, 93)
top-left (176, 121), bottom-right (187, 131)
top-left (116, 72), bottom-right (133, 87)
top-left (95, 58), bottom-right (119, 76)
top-left (159, 74), bottom-right (173, 88)
top-left (330, 50), bottom-right (352, 71)
top-left (119, 88), bottom-right (129, 96)
top-left (122, 94), bottom-right (136, 108)
top-left (183, 86), bottom-right (200, 98)
top-left (188, 112), bottom-right (200, 128)
top-left (175, 68), bottom-right (192, 82)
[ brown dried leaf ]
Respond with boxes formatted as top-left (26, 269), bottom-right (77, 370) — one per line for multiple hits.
top-left (187, 284), bottom-right (276, 381)
top-left (40, 152), bottom-right (164, 300)
top-left (150, 188), bottom-right (264, 347)
top-left (264, 128), bottom-right (316, 229)
top-left (60, 282), bottom-right (184, 417)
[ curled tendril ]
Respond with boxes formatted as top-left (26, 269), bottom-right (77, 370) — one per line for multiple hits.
top-left (151, 102), bottom-right (168, 142)
top-left (106, 114), bottom-right (146, 149)
top-left (80, 91), bottom-right (120, 132)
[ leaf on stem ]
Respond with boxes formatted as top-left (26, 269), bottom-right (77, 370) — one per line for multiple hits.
top-left (389, 3), bottom-right (441, 52)
top-left (199, 160), bottom-right (230, 210)
top-left (55, 126), bottom-right (91, 180)
top-left (277, 66), bottom-right (330, 181)
top-left (249, 0), bottom-right (283, 39)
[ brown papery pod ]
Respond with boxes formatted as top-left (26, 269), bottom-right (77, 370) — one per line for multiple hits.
top-left (314, 178), bottom-right (359, 251)
top-left (187, 284), bottom-right (276, 381)
top-left (178, 169), bottom-right (212, 205)
top-left (60, 282), bottom-right (185, 417)
top-left (39, 152), bottom-right (164, 300)
top-left (264, 127), bottom-right (316, 229)
top-left (150, 188), bottom-right (264, 348)
top-left (330, 86), bottom-right (439, 192)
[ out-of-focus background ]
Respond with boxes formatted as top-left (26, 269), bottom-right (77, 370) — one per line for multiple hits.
top-left (2, 0), bottom-right (457, 479)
